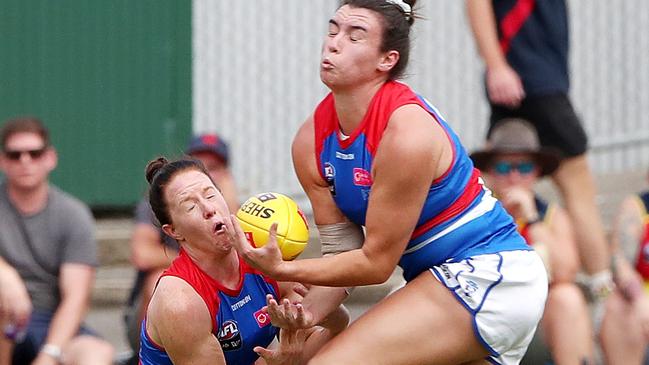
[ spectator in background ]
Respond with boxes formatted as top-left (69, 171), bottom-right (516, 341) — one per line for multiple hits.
top-left (466, 0), bottom-right (615, 316)
top-left (0, 117), bottom-right (113, 365)
top-left (601, 175), bottom-right (649, 365)
top-left (124, 133), bottom-right (239, 358)
top-left (471, 118), bottom-right (594, 365)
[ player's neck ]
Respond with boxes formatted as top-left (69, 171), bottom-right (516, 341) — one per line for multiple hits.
top-left (192, 249), bottom-right (241, 289)
top-left (7, 182), bottom-right (49, 215)
top-left (333, 79), bottom-right (384, 135)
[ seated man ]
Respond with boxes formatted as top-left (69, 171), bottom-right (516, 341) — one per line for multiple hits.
top-left (124, 133), bottom-right (240, 356)
top-left (601, 173), bottom-right (649, 365)
top-left (471, 118), bottom-right (594, 365)
top-left (0, 116), bottom-right (114, 365)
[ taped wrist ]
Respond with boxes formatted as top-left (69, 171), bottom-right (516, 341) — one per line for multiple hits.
top-left (317, 222), bottom-right (364, 256)
top-left (318, 222), bottom-right (364, 297)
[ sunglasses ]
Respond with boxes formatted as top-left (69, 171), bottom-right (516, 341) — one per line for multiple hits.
top-left (492, 160), bottom-right (536, 175)
top-left (3, 147), bottom-right (48, 161)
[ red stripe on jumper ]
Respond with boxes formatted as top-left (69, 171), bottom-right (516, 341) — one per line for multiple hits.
top-left (499, 0), bottom-right (536, 54)
top-left (411, 168), bottom-right (483, 239)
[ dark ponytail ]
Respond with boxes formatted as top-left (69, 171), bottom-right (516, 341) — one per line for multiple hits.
top-left (145, 157), bottom-right (168, 184)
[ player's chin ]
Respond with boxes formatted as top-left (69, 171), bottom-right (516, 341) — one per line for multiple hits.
top-left (213, 239), bottom-right (234, 253)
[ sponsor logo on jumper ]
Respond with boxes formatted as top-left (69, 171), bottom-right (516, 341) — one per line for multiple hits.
top-left (335, 151), bottom-right (354, 160)
top-left (353, 168), bottom-right (372, 186)
top-left (231, 295), bottom-right (252, 311)
top-left (254, 309), bottom-right (271, 328)
top-left (218, 320), bottom-right (242, 351)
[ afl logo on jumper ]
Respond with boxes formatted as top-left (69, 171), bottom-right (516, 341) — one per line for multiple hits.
top-left (324, 162), bottom-right (336, 196)
top-left (217, 320), bottom-right (242, 351)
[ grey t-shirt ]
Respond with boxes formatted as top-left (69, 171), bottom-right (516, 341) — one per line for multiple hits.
top-left (0, 184), bottom-right (98, 312)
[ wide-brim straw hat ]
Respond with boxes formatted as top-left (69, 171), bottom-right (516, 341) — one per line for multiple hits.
top-left (470, 118), bottom-right (562, 177)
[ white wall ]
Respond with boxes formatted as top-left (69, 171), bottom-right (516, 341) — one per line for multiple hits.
top-left (193, 0), bottom-right (649, 206)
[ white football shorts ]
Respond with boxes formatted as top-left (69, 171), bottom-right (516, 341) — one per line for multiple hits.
top-left (430, 250), bottom-right (548, 365)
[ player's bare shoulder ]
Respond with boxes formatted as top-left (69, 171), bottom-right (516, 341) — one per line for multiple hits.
top-left (292, 115), bottom-right (315, 158)
top-left (292, 115), bottom-right (323, 186)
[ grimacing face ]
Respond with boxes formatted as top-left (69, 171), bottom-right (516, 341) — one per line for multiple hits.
top-left (162, 169), bottom-right (231, 254)
top-left (320, 5), bottom-right (398, 90)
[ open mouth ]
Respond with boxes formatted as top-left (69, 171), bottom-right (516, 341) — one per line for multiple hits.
top-left (213, 222), bottom-right (225, 234)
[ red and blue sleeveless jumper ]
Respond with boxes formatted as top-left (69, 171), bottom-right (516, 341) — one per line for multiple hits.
top-left (139, 249), bottom-right (279, 365)
top-left (314, 81), bottom-right (530, 281)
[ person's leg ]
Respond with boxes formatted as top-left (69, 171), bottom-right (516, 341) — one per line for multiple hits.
top-left (552, 154), bottom-right (610, 275)
top-left (62, 334), bottom-right (114, 365)
top-left (308, 272), bottom-right (490, 365)
top-left (10, 311), bottom-right (51, 364)
top-left (542, 283), bottom-right (594, 364)
top-left (309, 251), bottom-right (547, 365)
top-left (600, 290), bottom-right (646, 365)
top-left (521, 94), bottom-right (608, 276)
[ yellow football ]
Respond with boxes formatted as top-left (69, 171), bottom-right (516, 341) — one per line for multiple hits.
top-left (236, 192), bottom-right (309, 260)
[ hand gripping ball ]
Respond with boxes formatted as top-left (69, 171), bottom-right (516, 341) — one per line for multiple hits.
top-left (236, 192), bottom-right (309, 260)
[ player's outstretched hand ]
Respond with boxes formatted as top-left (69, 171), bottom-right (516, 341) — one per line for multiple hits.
top-left (265, 294), bottom-right (315, 330)
top-left (227, 214), bottom-right (285, 277)
top-left (254, 327), bottom-right (309, 365)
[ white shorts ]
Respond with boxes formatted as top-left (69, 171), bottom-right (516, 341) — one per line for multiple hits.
top-left (430, 250), bottom-right (548, 365)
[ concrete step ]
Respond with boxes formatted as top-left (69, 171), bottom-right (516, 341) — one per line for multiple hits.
top-left (92, 265), bottom-right (136, 307)
top-left (96, 218), bottom-right (133, 267)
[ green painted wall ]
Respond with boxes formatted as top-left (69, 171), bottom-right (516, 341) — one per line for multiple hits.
top-left (0, 1), bottom-right (192, 207)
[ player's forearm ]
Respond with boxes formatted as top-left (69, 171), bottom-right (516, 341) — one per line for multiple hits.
top-left (277, 248), bottom-right (392, 287)
top-left (301, 286), bottom-right (349, 326)
top-left (466, 0), bottom-right (508, 69)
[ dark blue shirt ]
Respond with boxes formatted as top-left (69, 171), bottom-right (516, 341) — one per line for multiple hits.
top-left (493, 0), bottom-right (570, 96)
